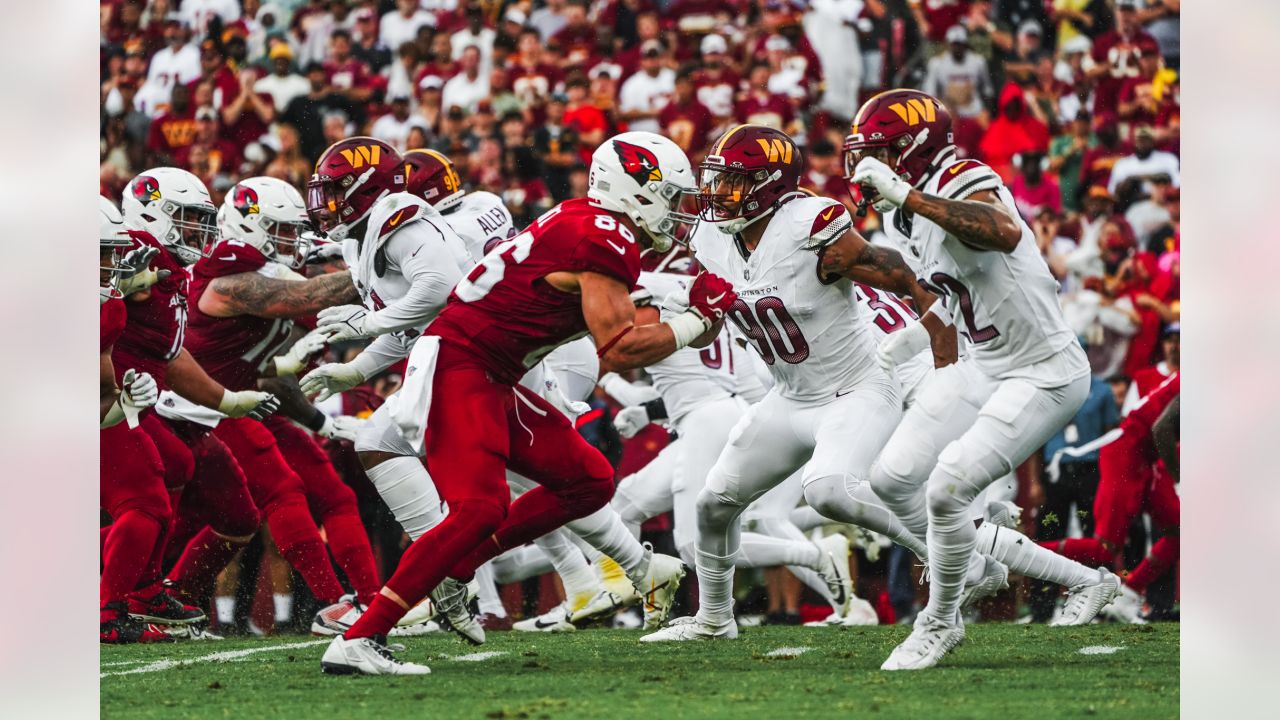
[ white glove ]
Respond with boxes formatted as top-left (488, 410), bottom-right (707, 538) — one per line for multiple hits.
top-left (120, 369), bottom-right (158, 428)
top-left (317, 414), bottom-right (368, 442)
top-left (218, 389), bottom-right (280, 420)
top-left (300, 362), bottom-right (367, 402)
top-left (114, 246), bottom-right (171, 296)
top-left (876, 320), bottom-right (931, 373)
top-left (613, 404), bottom-right (651, 439)
top-left (317, 304), bottom-right (376, 342)
top-left (599, 372), bottom-right (661, 407)
top-left (853, 157), bottom-right (912, 212)
top-left (273, 330), bottom-right (329, 376)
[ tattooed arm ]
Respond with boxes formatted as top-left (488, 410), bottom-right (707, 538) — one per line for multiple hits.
top-left (818, 228), bottom-right (958, 367)
top-left (901, 189), bottom-right (1023, 253)
top-left (198, 270), bottom-right (359, 319)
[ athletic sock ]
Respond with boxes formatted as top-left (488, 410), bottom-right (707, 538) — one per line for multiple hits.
top-left (1040, 537), bottom-right (1115, 567)
top-left (265, 500), bottom-right (345, 604)
top-left (1126, 536), bottom-right (1180, 594)
top-left (215, 596), bottom-right (236, 625)
top-left (567, 506), bottom-right (649, 578)
top-left (978, 524), bottom-right (1096, 588)
top-left (101, 511), bottom-right (164, 608)
top-left (272, 593), bottom-right (294, 623)
top-left (737, 532), bottom-right (822, 570)
top-left (365, 457), bottom-right (443, 541)
top-left (534, 530), bottom-right (597, 603)
top-left (789, 505), bottom-right (826, 533)
top-left (694, 548), bottom-right (737, 626)
top-left (491, 546), bottom-right (554, 584)
top-left (321, 509), bottom-right (382, 605)
top-left (166, 527), bottom-right (247, 603)
top-left (343, 595), bottom-right (406, 641)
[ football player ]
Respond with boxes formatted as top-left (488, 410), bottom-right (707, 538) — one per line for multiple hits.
top-left (180, 175), bottom-right (383, 629)
top-left (403, 148), bottom-right (517, 262)
top-left (839, 89), bottom-right (1109, 669)
top-left (640, 124), bottom-right (942, 643)
top-left (318, 131), bottom-right (737, 675)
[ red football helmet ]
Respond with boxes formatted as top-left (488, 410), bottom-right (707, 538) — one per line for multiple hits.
top-left (843, 89), bottom-right (954, 190)
top-left (403, 149), bottom-right (464, 212)
top-left (306, 137), bottom-right (404, 240)
top-left (697, 124), bottom-right (804, 234)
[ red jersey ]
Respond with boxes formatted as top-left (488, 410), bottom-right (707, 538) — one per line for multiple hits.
top-left (428, 198), bottom-right (642, 384)
top-left (1090, 30), bottom-right (1161, 117)
top-left (735, 93), bottom-right (794, 130)
top-left (1121, 372), bottom-right (1179, 442)
top-left (692, 68), bottom-right (740, 120)
top-left (659, 99), bottom-right (715, 159)
top-left (101, 298), bottom-right (127, 353)
top-left (113, 231), bottom-right (188, 389)
top-left (1132, 364), bottom-right (1173, 400)
top-left (185, 242), bottom-right (296, 391)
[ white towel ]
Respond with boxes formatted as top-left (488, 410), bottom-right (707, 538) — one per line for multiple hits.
top-left (387, 335), bottom-right (441, 455)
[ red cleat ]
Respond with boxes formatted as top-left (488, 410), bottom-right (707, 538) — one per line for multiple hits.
top-left (127, 588), bottom-right (206, 625)
top-left (101, 603), bottom-right (175, 644)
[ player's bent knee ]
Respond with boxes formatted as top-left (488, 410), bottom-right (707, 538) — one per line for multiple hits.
top-left (925, 471), bottom-right (975, 519)
top-left (695, 487), bottom-right (743, 531)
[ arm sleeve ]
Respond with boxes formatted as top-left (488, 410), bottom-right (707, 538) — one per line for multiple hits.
top-left (364, 221), bottom-right (466, 335)
top-left (349, 333), bottom-right (413, 379)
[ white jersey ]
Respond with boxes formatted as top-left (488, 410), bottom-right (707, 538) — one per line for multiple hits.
top-left (443, 191), bottom-right (516, 265)
top-left (852, 283), bottom-right (931, 402)
top-left (880, 154), bottom-right (1087, 385)
top-left (342, 193), bottom-right (473, 377)
top-left (694, 196), bottom-right (880, 403)
top-left (635, 271), bottom-right (738, 424)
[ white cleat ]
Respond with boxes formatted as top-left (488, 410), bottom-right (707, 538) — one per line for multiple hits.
top-left (162, 623), bottom-right (224, 641)
top-left (880, 613), bottom-right (965, 671)
top-left (568, 588), bottom-right (634, 625)
top-left (1051, 568), bottom-right (1122, 626)
top-left (1101, 583), bottom-right (1148, 625)
top-left (985, 500), bottom-right (1022, 529)
top-left (633, 546), bottom-right (687, 630)
top-left (639, 615), bottom-right (738, 642)
top-left (320, 635), bottom-right (431, 676)
top-left (960, 555), bottom-right (1010, 610)
top-left (804, 597), bottom-right (878, 628)
top-left (311, 596), bottom-right (362, 637)
top-left (513, 602), bottom-right (576, 633)
top-left (431, 578), bottom-right (486, 645)
top-left (815, 533), bottom-right (854, 617)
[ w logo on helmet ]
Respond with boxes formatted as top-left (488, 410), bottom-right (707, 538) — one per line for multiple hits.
top-left (232, 185), bottom-right (260, 215)
top-left (755, 138), bottom-right (794, 164)
top-left (338, 144), bottom-right (382, 169)
top-left (887, 98), bottom-right (937, 126)
top-left (613, 140), bottom-right (663, 186)
top-left (132, 176), bottom-right (161, 206)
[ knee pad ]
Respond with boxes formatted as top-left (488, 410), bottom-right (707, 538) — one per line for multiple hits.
top-left (926, 456), bottom-right (985, 522)
top-left (695, 487), bottom-right (745, 535)
top-left (115, 496), bottom-right (172, 531)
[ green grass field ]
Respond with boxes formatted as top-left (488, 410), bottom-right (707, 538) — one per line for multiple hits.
top-left (101, 623), bottom-right (1178, 719)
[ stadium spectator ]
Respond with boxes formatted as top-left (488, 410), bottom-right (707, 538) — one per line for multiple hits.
top-left (619, 41), bottom-right (675, 134)
top-left (371, 94), bottom-right (427, 152)
top-left (979, 81), bottom-right (1050, 180)
top-left (451, 5), bottom-right (497, 73)
top-left (254, 42), bottom-right (310, 112)
top-left (442, 45), bottom-right (491, 113)
top-left (381, 0), bottom-right (438, 55)
top-left (921, 25), bottom-right (993, 156)
top-left (145, 18), bottom-right (202, 111)
top-left (658, 67), bottom-right (715, 163)
top-left (281, 63), bottom-right (365, 163)
top-left (1088, 0), bottom-right (1160, 118)
top-left (1009, 151), bottom-right (1061, 222)
top-left (1108, 125), bottom-right (1179, 195)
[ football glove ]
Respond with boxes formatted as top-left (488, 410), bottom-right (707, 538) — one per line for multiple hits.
top-left (119, 369), bottom-right (158, 428)
top-left (317, 415), bottom-right (368, 442)
top-left (300, 362), bottom-right (367, 402)
top-left (272, 330), bottom-right (329, 376)
top-left (218, 389), bottom-right (280, 420)
top-left (599, 373), bottom-right (661, 407)
top-left (317, 304), bottom-right (375, 342)
top-left (876, 320), bottom-right (930, 373)
top-left (613, 405), bottom-right (651, 439)
top-left (687, 272), bottom-right (737, 326)
top-left (114, 246), bottom-right (171, 296)
top-left (852, 157), bottom-right (912, 212)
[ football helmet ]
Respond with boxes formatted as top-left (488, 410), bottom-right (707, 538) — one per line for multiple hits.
top-left (307, 137), bottom-right (404, 241)
top-left (587, 131), bottom-right (698, 252)
top-left (697, 124), bottom-right (804, 235)
top-left (843, 89), bottom-right (954, 190)
top-left (403, 149), bottom-right (464, 212)
top-left (121, 167), bottom-right (217, 266)
top-left (100, 195), bottom-right (132, 303)
top-left (218, 177), bottom-right (312, 269)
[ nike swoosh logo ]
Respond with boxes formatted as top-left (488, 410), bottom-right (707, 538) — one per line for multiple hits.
top-left (389, 209), bottom-right (408, 227)
top-left (822, 207), bottom-right (836, 220)
top-left (410, 245), bottom-right (423, 258)
top-left (706, 291), bottom-right (726, 304)
top-left (605, 239), bottom-right (626, 254)
top-left (835, 389), bottom-right (853, 397)
top-left (221, 254), bottom-right (237, 262)
top-left (949, 162), bottom-right (968, 175)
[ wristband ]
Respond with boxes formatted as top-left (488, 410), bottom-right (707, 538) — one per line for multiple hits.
top-left (302, 407), bottom-right (328, 433)
top-left (642, 397), bottom-right (668, 422)
top-left (925, 300), bottom-right (953, 326)
top-left (666, 311), bottom-right (709, 350)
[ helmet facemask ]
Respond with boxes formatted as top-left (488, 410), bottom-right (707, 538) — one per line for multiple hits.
top-left (697, 162), bottom-right (780, 235)
top-left (306, 166), bottom-right (379, 242)
top-left (162, 200), bottom-right (218, 265)
top-left (262, 217), bottom-right (314, 270)
top-left (641, 180), bottom-right (700, 252)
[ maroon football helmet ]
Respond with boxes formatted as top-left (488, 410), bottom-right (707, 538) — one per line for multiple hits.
top-left (306, 137), bottom-right (404, 240)
top-left (843, 89), bottom-right (954, 190)
top-left (403, 149), bottom-right (464, 212)
top-left (697, 124), bottom-right (804, 234)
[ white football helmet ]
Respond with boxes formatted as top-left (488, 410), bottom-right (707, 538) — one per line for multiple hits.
top-left (100, 195), bottom-right (132, 304)
top-left (218, 177), bottom-right (312, 269)
top-left (121, 167), bottom-right (217, 266)
top-left (587, 132), bottom-right (698, 252)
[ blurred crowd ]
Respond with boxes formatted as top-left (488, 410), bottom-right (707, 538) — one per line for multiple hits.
top-left (100, 0), bottom-right (1180, 626)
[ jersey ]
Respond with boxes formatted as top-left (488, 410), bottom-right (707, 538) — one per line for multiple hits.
top-left (1120, 371), bottom-right (1178, 443)
top-left (185, 242), bottom-right (297, 391)
top-left (880, 154), bottom-right (1087, 386)
top-left (101, 298), bottom-right (127, 353)
top-left (636, 271), bottom-right (738, 424)
top-left (444, 191), bottom-right (516, 264)
top-left (853, 283), bottom-right (931, 400)
top-left (113, 230), bottom-right (189, 389)
top-left (428, 198), bottom-right (643, 385)
top-left (693, 196), bottom-right (880, 403)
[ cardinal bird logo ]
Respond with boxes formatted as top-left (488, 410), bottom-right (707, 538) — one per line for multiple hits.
top-left (613, 140), bottom-right (663, 186)
top-left (232, 185), bottom-right (260, 215)
top-left (131, 175), bottom-right (161, 206)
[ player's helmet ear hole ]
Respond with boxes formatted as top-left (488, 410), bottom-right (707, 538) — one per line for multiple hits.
top-left (635, 196), bottom-right (654, 205)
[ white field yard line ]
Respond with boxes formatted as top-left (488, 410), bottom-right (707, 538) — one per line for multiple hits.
top-left (100, 639), bottom-right (329, 678)
top-left (764, 646), bottom-right (812, 658)
top-left (1078, 645), bottom-right (1127, 655)
top-left (448, 651), bottom-right (507, 662)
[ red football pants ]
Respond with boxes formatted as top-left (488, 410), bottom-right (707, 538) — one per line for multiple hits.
top-left (214, 417), bottom-right (345, 604)
top-left (345, 345), bottom-right (614, 639)
top-left (100, 422), bottom-right (171, 610)
top-left (262, 415), bottom-right (381, 605)
top-left (1094, 431), bottom-right (1180, 550)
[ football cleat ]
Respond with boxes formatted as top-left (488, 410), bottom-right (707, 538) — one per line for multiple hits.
top-left (1101, 583), bottom-right (1149, 625)
top-left (960, 555), bottom-right (1010, 610)
top-left (1051, 568), bottom-right (1122, 626)
top-left (101, 603), bottom-right (176, 644)
top-left (815, 533), bottom-right (853, 617)
top-left (880, 612), bottom-right (965, 671)
top-left (803, 596), bottom-right (880, 627)
top-left (431, 578), bottom-right (486, 645)
top-left (163, 622), bottom-right (224, 641)
top-left (985, 500), bottom-right (1022, 530)
top-left (568, 588), bottom-right (633, 625)
top-left (633, 545), bottom-right (687, 630)
top-left (639, 615), bottom-right (738, 642)
top-left (311, 596), bottom-right (362, 636)
top-left (321, 635), bottom-right (431, 676)
top-left (127, 588), bottom-right (206, 625)
top-left (514, 602), bottom-right (576, 633)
